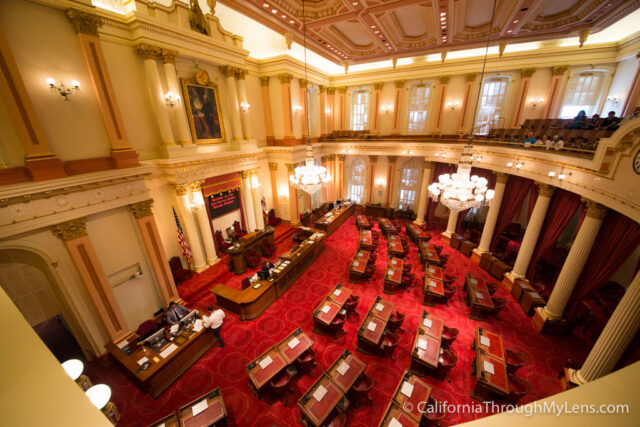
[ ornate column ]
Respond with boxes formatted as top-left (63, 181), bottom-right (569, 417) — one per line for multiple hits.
top-left (260, 77), bottom-right (275, 145)
top-left (512, 68), bottom-right (536, 128)
top-left (622, 54), bottom-right (640, 117)
top-left (286, 163), bottom-right (299, 224)
top-left (173, 184), bottom-right (207, 272)
top-left (319, 86), bottom-right (327, 137)
top-left (537, 200), bottom-right (608, 323)
top-left (240, 170), bottom-right (257, 231)
top-left (434, 76), bottom-right (450, 134)
top-left (189, 181), bottom-right (219, 265)
top-left (136, 43), bottom-right (176, 146)
top-left (52, 218), bottom-right (128, 341)
top-left (386, 156), bottom-right (397, 205)
top-left (337, 87), bottom-right (347, 131)
top-left (251, 170), bottom-right (265, 229)
top-left (368, 155), bottom-right (378, 203)
top-left (337, 154), bottom-right (345, 199)
top-left (458, 73), bottom-right (477, 133)
top-left (69, 10), bottom-right (139, 168)
top-left (321, 156), bottom-right (329, 202)
top-left (372, 82), bottom-right (384, 134)
top-left (326, 87), bottom-right (336, 135)
top-left (0, 26), bottom-right (66, 180)
top-left (571, 271), bottom-right (640, 385)
top-left (543, 66), bottom-right (569, 119)
top-left (392, 80), bottom-right (405, 135)
top-left (278, 74), bottom-right (295, 145)
top-left (509, 183), bottom-right (555, 278)
top-left (269, 162), bottom-right (280, 216)
top-left (413, 160), bottom-right (434, 225)
top-left (443, 210), bottom-right (460, 239)
top-left (220, 66), bottom-right (244, 142)
top-left (299, 79), bottom-right (309, 139)
top-left (236, 69), bottom-right (252, 140)
top-left (476, 173), bottom-right (509, 253)
top-left (128, 200), bottom-right (181, 304)
top-left (160, 48), bottom-right (193, 145)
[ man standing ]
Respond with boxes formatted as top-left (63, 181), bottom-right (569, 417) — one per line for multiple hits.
top-left (203, 305), bottom-right (226, 347)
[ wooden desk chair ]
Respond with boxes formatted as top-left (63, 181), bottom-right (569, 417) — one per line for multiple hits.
top-left (387, 311), bottom-right (405, 332)
top-left (400, 273), bottom-right (416, 288)
top-left (379, 331), bottom-right (401, 361)
top-left (434, 245), bottom-right (443, 255)
top-left (491, 297), bottom-right (508, 319)
top-left (215, 231), bottom-right (232, 253)
top-left (487, 282), bottom-right (499, 295)
top-left (443, 287), bottom-right (457, 306)
top-left (437, 349), bottom-right (458, 382)
top-left (441, 325), bottom-right (459, 347)
top-left (137, 319), bottom-right (158, 339)
top-left (241, 277), bottom-right (251, 290)
top-left (436, 254), bottom-right (449, 267)
top-left (402, 263), bottom-right (413, 273)
top-left (244, 250), bottom-right (261, 269)
top-left (296, 349), bottom-right (317, 377)
top-left (444, 274), bottom-right (455, 287)
top-left (233, 220), bottom-right (247, 237)
top-left (505, 349), bottom-right (530, 373)
top-left (261, 241), bottom-right (276, 258)
top-left (349, 373), bottom-right (374, 407)
top-left (269, 370), bottom-right (295, 406)
top-left (363, 265), bottom-right (376, 279)
top-left (507, 373), bottom-right (532, 403)
top-left (344, 295), bottom-right (360, 318)
top-left (329, 314), bottom-right (347, 337)
top-left (369, 252), bottom-right (378, 262)
top-left (421, 396), bottom-right (446, 426)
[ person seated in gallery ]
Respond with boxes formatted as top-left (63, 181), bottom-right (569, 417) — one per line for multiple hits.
top-left (521, 131), bottom-right (537, 146)
top-left (585, 113), bottom-right (601, 129)
top-left (598, 111), bottom-right (620, 130)
top-left (568, 110), bottom-right (587, 129)
top-left (166, 301), bottom-right (191, 324)
top-left (534, 134), bottom-right (551, 148)
top-left (552, 135), bottom-right (565, 150)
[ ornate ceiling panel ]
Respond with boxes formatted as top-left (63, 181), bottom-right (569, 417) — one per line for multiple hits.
top-left (216, 0), bottom-right (640, 64)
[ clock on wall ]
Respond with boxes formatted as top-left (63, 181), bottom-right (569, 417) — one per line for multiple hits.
top-left (195, 69), bottom-right (210, 85)
top-left (634, 148), bottom-right (640, 175)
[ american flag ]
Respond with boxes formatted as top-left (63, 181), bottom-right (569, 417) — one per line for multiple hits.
top-left (173, 207), bottom-right (192, 267)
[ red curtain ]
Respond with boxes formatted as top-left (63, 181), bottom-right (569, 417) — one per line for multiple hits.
top-left (455, 167), bottom-right (496, 234)
top-left (490, 176), bottom-right (533, 252)
top-left (527, 185), bottom-right (539, 221)
top-left (566, 212), bottom-right (640, 321)
top-left (525, 190), bottom-right (581, 282)
top-left (425, 162), bottom-right (456, 227)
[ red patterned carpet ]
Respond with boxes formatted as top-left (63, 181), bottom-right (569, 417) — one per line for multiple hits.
top-left (88, 215), bottom-right (593, 426)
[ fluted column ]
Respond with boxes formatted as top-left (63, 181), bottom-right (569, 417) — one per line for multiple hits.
top-left (321, 156), bottom-right (328, 202)
top-left (160, 49), bottom-right (193, 145)
top-left (434, 76), bottom-right (450, 134)
top-left (287, 164), bottom-right (299, 224)
top-left (622, 54), bottom-right (640, 117)
top-left (326, 87), bottom-right (335, 135)
top-left (128, 200), bottom-right (181, 304)
top-left (319, 86), bottom-right (327, 137)
top-left (510, 183), bottom-right (555, 278)
top-left (477, 173), bottom-right (509, 252)
top-left (220, 66), bottom-right (243, 141)
top-left (458, 73), bottom-right (477, 133)
top-left (543, 66), bottom-right (569, 119)
top-left (337, 87), bottom-right (347, 131)
top-left (541, 200), bottom-right (608, 320)
top-left (251, 170), bottom-right (265, 229)
top-left (236, 69), bottom-right (252, 140)
top-left (173, 184), bottom-right (206, 272)
top-left (372, 82), bottom-right (383, 134)
top-left (337, 154), bottom-right (345, 199)
top-left (368, 155), bottom-right (378, 203)
top-left (52, 218), bottom-right (128, 341)
top-left (512, 68), bottom-right (536, 128)
top-left (414, 160), bottom-right (434, 225)
top-left (392, 80), bottom-right (405, 135)
top-left (386, 156), bottom-right (397, 205)
top-left (137, 44), bottom-right (176, 146)
top-left (300, 79), bottom-right (309, 139)
top-left (260, 77), bottom-right (275, 145)
top-left (269, 162), bottom-right (280, 216)
top-left (241, 170), bottom-right (257, 231)
top-left (572, 271), bottom-right (640, 385)
top-left (279, 74), bottom-right (295, 144)
top-left (190, 181), bottom-right (219, 265)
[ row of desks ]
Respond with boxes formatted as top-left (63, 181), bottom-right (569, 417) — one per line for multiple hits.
top-left (151, 387), bottom-right (227, 427)
top-left (357, 297), bottom-right (396, 354)
top-left (423, 264), bottom-right (445, 307)
top-left (418, 240), bottom-right (440, 265)
top-left (388, 234), bottom-right (404, 258)
top-left (313, 284), bottom-right (353, 334)
top-left (383, 257), bottom-right (404, 294)
top-left (405, 223), bottom-right (431, 243)
top-left (349, 250), bottom-right (371, 283)
top-left (356, 214), bottom-right (372, 230)
top-left (472, 327), bottom-right (510, 400)
top-left (379, 218), bottom-right (398, 235)
top-left (465, 273), bottom-right (495, 320)
top-left (410, 311), bottom-right (444, 372)
top-left (360, 229), bottom-right (375, 250)
top-left (378, 371), bottom-right (432, 426)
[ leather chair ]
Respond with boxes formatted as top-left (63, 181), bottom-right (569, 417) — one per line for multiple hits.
top-left (401, 273), bottom-right (415, 288)
top-left (244, 250), bottom-right (261, 269)
top-left (434, 245), bottom-right (443, 254)
top-left (363, 265), bottom-right (376, 279)
top-left (505, 349), bottom-right (530, 373)
top-left (349, 373), bottom-right (373, 407)
top-left (137, 319), bottom-right (158, 339)
top-left (261, 241), bottom-right (276, 257)
top-left (343, 295), bottom-right (360, 318)
top-left (369, 252), bottom-right (378, 262)
top-left (443, 287), bottom-right (457, 306)
top-left (269, 370), bottom-right (294, 406)
top-left (402, 263), bottom-right (413, 274)
top-left (441, 325), bottom-right (459, 347)
top-left (215, 230), bottom-right (232, 253)
top-left (437, 349), bottom-right (458, 382)
top-left (507, 373), bottom-right (532, 403)
top-left (387, 311), bottom-right (405, 332)
top-left (487, 282), bottom-right (499, 295)
top-left (437, 254), bottom-right (449, 267)
top-left (492, 297), bottom-right (508, 319)
top-left (444, 274), bottom-right (455, 287)
top-left (241, 277), bottom-right (251, 290)
top-left (379, 331), bottom-right (401, 360)
top-left (168, 257), bottom-right (192, 284)
top-left (267, 209), bottom-right (281, 226)
top-left (324, 409), bottom-right (347, 427)
top-left (329, 313), bottom-right (347, 337)
top-left (296, 349), bottom-right (317, 376)
top-left (233, 220), bottom-right (247, 236)
top-left (422, 396), bottom-right (446, 426)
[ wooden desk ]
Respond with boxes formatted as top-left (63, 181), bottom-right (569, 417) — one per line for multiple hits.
top-left (314, 203), bottom-right (355, 236)
top-left (326, 349), bottom-right (366, 393)
top-left (464, 273), bottom-right (486, 292)
top-left (246, 346), bottom-right (287, 396)
top-left (369, 296), bottom-right (395, 322)
top-left (391, 371), bottom-right (432, 424)
top-left (406, 223), bottom-right (431, 243)
top-left (420, 311), bottom-right (444, 341)
top-left (475, 327), bottom-right (504, 360)
top-left (379, 218), bottom-right (398, 235)
top-left (473, 353), bottom-right (509, 399)
top-left (365, 203), bottom-right (391, 219)
top-left (424, 265), bottom-right (444, 281)
top-left (420, 243), bottom-right (440, 265)
top-left (388, 235), bottom-right (404, 258)
top-left (384, 257), bottom-right (403, 294)
top-left (349, 250), bottom-right (370, 283)
top-left (468, 285), bottom-right (494, 320)
top-left (357, 312), bottom-right (387, 354)
top-left (520, 290), bottom-right (545, 316)
top-left (276, 328), bottom-right (313, 364)
top-left (411, 330), bottom-right (441, 370)
top-left (227, 228), bottom-right (275, 275)
top-left (107, 321), bottom-right (217, 399)
top-left (212, 231), bottom-right (325, 320)
top-left (360, 230), bottom-right (374, 250)
top-left (378, 401), bottom-right (419, 427)
top-left (178, 387), bottom-right (226, 427)
top-left (149, 413), bottom-right (179, 427)
top-left (357, 214), bottom-right (372, 230)
top-left (328, 283), bottom-right (352, 306)
top-left (423, 276), bottom-right (444, 307)
top-left (298, 374), bottom-right (345, 427)
top-left (313, 297), bottom-right (343, 334)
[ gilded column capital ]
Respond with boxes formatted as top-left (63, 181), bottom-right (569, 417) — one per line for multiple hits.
top-left (582, 198), bottom-right (608, 219)
top-left (374, 82), bottom-right (384, 90)
top-left (464, 73), bottom-right (477, 82)
top-left (268, 162), bottom-right (278, 171)
top-left (249, 169), bottom-right (258, 176)
top-left (319, 85), bottom-right (327, 93)
top-left (159, 48), bottom-right (178, 64)
top-left (189, 180), bottom-right (204, 192)
top-left (299, 79), bottom-right (309, 88)
top-left (388, 155), bottom-right (398, 164)
top-left (220, 65), bottom-right (238, 78)
top-left (240, 170), bottom-right (251, 179)
top-left (173, 184), bottom-right (188, 196)
top-left (286, 163), bottom-right (296, 173)
top-left (336, 154), bottom-right (345, 161)
top-left (439, 75), bottom-right (450, 84)
top-left (521, 68), bottom-right (537, 78)
top-left (135, 43), bottom-right (162, 60)
top-left (66, 9), bottom-right (102, 36)
top-left (369, 155), bottom-right (378, 163)
top-left (326, 154), bottom-right (336, 161)
top-left (236, 69), bottom-right (247, 80)
top-left (129, 200), bottom-right (154, 219)
top-left (552, 65), bottom-right (569, 76)
top-left (394, 80), bottom-right (405, 89)
top-left (337, 86), bottom-right (347, 94)
top-left (423, 160), bottom-right (434, 170)
top-left (278, 73), bottom-right (293, 84)
top-left (52, 218), bottom-right (88, 241)
top-left (326, 87), bottom-right (336, 95)
top-left (496, 172), bottom-right (509, 183)
top-left (260, 76), bottom-right (270, 86)
top-left (536, 182), bottom-right (555, 197)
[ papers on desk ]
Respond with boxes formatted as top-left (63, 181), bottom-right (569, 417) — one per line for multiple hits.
top-left (471, 278), bottom-right (478, 284)
top-left (423, 318), bottom-right (433, 328)
top-left (253, 283), bottom-right (262, 289)
top-left (475, 291), bottom-right (484, 299)
top-left (192, 319), bottom-right (203, 332)
top-left (250, 275), bottom-right (258, 284)
top-left (116, 339), bottom-right (129, 350)
top-left (389, 417), bottom-right (403, 427)
top-left (388, 271), bottom-right (394, 277)
top-left (157, 423), bottom-right (165, 427)
top-left (170, 324), bottom-right (180, 335)
top-left (337, 361), bottom-right (350, 376)
top-left (391, 259), bottom-right (397, 265)
top-left (367, 321), bottom-right (377, 332)
top-left (428, 268), bottom-right (435, 273)
top-left (429, 280), bottom-right (437, 288)
top-left (483, 360), bottom-right (495, 375)
top-left (417, 338), bottom-right (428, 350)
top-left (321, 305), bottom-right (331, 314)
top-left (259, 356), bottom-right (273, 369)
top-left (427, 252), bottom-right (433, 256)
top-left (353, 261), bottom-right (360, 267)
top-left (312, 385), bottom-right (327, 401)
top-left (288, 337), bottom-right (300, 349)
top-left (400, 381), bottom-right (414, 398)
top-left (160, 344), bottom-right (178, 359)
top-left (137, 356), bottom-right (149, 366)
top-left (191, 399), bottom-right (208, 417)
top-left (333, 289), bottom-right (342, 296)
top-left (375, 303), bottom-right (384, 311)
top-left (480, 336), bottom-right (491, 347)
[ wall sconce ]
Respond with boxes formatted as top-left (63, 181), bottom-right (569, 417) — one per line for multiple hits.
top-left (472, 154), bottom-right (483, 161)
top-left (294, 106), bottom-right (303, 114)
top-left (606, 96), bottom-right (619, 106)
top-left (548, 167), bottom-right (571, 180)
top-left (240, 102), bottom-right (251, 112)
top-left (529, 97), bottom-right (544, 109)
top-left (164, 91), bottom-right (180, 107)
top-left (381, 106), bottom-right (393, 114)
top-left (507, 159), bottom-right (524, 169)
top-left (46, 78), bottom-right (80, 101)
top-left (446, 101), bottom-right (460, 111)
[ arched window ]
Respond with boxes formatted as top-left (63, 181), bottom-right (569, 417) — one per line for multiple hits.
top-left (348, 158), bottom-right (366, 203)
top-left (407, 85), bottom-right (431, 133)
top-left (560, 71), bottom-right (606, 118)
top-left (351, 90), bottom-right (369, 130)
top-left (474, 77), bottom-right (510, 135)
top-left (397, 159), bottom-right (421, 211)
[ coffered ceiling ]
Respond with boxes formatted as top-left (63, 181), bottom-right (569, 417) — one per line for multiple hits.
top-left (215, 0), bottom-right (640, 64)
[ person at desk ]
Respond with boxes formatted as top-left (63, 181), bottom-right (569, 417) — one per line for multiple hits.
top-left (258, 259), bottom-right (274, 280)
top-left (166, 301), bottom-right (191, 324)
top-left (203, 305), bottom-right (226, 347)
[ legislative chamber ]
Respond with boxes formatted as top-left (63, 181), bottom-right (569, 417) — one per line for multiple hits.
top-left (1, 0), bottom-right (639, 426)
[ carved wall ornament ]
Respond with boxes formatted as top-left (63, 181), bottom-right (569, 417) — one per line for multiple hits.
top-left (129, 200), bottom-right (154, 219)
top-left (189, 180), bottom-right (204, 192)
top-left (159, 48), bottom-right (178, 64)
top-left (374, 82), bottom-right (384, 90)
top-left (286, 163), bottom-right (295, 173)
top-left (394, 80), bottom-right (406, 89)
top-left (240, 170), bottom-right (251, 179)
top-left (189, 0), bottom-right (210, 36)
top-left (388, 156), bottom-right (398, 164)
top-left (326, 87), bottom-right (336, 94)
top-left (439, 75), bottom-right (450, 84)
top-left (173, 184), bottom-right (188, 196)
top-left (369, 155), bottom-right (379, 162)
top-left (236, 69), bottom-right (247, 80)
top-left (336, 154), bottom-right (345, 161)
top-left (220, 66), bottom-right (237, 78)
top-left (521, 68), bottom-right (537, 78)
top-left (135, 43), bottom-right (162, 60)
top-left (66, 9), bottom-right (102, 36)
top-left (299, 79), bottom-right (309, 88)
top-left (464, 73), bottom-right (477, 82)
top-left (195, 69), bottom-right (210, 85)
top-left (552, 65), bottom-right (569, 76)
top-left (52, 218), bottom-right (88, 241)
top-left (337, 86), bottom-right (347, 94)
top-left (499, 41), bottom-right (507, 57)
top-left (283, 31), bottom-right (293, 50)
top-left (423, 160), bottom-right (433, 170)
top-left (318, 85), bottom-right (326, 93)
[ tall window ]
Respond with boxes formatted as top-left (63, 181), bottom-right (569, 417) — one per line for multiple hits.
top-left (560, 71), bottom-right (605, 118)
top-left (398, 159), bottom-right (421, 211)
top-left (474, 77), bottom-right (509, 135)
top-left (348, 158), bottom-right (366, 203)
top-left (351, 90), bottom-right (369, 130)
top-left (407, 85), bottom-right (431, 133)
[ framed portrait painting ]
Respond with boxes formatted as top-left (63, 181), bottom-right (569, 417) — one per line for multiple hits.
top-left (180, 74), bottom-right (226, 144)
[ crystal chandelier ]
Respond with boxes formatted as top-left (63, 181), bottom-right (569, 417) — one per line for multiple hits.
top-left (428, 142), bottom-right (494, 212)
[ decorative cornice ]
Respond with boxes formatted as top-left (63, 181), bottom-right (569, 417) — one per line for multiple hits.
top-left (552, 65), bottom-right (570, 76)
top-left (496, 172), bottom-right (509, 183)
top-left (369, 155), bottom-right (379, 162)
top-left (326, 154), bottom-right (336, 161)
top-left (537, 183), bottom-right (555, 197)
top-left (278, 73), bottom-right (293, 84)
top-left (129, 200), bottom-right (154, 219)
top-left (394, 80), bottom-right (405, 89)
top-left (260, 76), bottom-right (270, 86)
top-left (268, 162), bottom-right (278, 171)
top-left (583, 198), bottom-right (608, 219)
top-left (173, 184), bottom-right (188, 196)
top-left (159, 48), bottom-right (178, 64)
top-left (52, 218), bottom-right (87, 241)
top-left (136, 43), bottom-right (162, 60)
top-left (326, 87), bottom-right (336, 95)
top-left (439, 76), bottom-right (450, 84)
top-left (464, 73), bottom-right (477, 82)
top-left (220, 65), bottom-right (238, 78)
top-left (337, 86), bottom-right (347, 94)
top-left (66, 9), bottom-right (102, 36)
top-left (521, 67), bottom-right (537, 78)
top-left (374, 82), bottom-right (384, 90)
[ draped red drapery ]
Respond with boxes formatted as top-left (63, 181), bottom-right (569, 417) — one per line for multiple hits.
top-left (490, 176), bottom-right (534, 252)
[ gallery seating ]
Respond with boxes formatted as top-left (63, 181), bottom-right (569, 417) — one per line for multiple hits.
top-left (168, 257), bottom-right (192, 284)
top-left (505, 349), bottom-right (530, 373)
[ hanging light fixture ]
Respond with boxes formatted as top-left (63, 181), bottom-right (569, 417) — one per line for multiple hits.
top-left (428, 0), bottom-right (498, 212)
top-left (289, 0), bottom-right (331, 195)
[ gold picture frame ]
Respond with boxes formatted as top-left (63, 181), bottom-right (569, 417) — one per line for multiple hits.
top-left (180, 77), bottom-right (226, 144)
